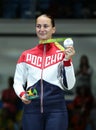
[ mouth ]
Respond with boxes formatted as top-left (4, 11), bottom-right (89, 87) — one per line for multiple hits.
top-left (39, 33), bottom-right (46, 36)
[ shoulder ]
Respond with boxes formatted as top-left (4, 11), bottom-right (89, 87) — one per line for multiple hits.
top-left (21, 45), bottom-right (38, 56)
top-left (17, 46), bottom-right (38, 63)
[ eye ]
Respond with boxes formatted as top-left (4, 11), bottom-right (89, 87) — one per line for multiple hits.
top-left (36, 24), bottom-right (41, 29)
top-left (44, 24), bottom-right (49, 28)
top-left (36, 24), bottom-right (49, 29)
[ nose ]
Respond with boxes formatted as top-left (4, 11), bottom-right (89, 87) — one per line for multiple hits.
top-left (40, 26), bottom-right (45, 31)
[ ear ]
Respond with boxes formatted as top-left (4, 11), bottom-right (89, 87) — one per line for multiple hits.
top-left (52, 27), bottom-right (56, 34)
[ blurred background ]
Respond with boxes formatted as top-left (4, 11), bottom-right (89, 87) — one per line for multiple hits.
top-left (0, 0), bottom-right (96, 130)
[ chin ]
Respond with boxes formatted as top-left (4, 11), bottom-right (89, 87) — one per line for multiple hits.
top-left (39, 36), bottom-right (48, 40)
top-left (40, 38), bottom-right (47, 41)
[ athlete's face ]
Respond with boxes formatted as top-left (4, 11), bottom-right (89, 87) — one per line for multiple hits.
top-left (36, 15), bottom-right (56, 41)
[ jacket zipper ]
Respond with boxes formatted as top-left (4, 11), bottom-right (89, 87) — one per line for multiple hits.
top-left (40, 44), bottom-right (46, 113)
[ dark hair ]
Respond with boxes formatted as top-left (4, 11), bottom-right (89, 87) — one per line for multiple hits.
top-left (79, 55), bottom-right (90, 69)
top-left (36, 14), bottom-right (55, 27)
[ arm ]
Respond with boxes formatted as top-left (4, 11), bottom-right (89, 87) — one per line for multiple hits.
top-left (13, 54), bottom-right (31, 104)
top-left (13, 63), bottom-right (27, 97)
top-left (63, 46), bottom-right (76, 90)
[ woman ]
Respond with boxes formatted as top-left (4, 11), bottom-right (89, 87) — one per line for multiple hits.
top-left (13, 14), bottom-right (76, 130)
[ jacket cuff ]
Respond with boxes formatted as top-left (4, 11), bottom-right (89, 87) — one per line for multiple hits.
top-left (63, 59), bottom-right (71, 66)
top-left (19, 91), bottom-right (26, 97)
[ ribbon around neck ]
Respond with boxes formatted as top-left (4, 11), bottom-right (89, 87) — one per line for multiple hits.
top-left (39, 37), bottom-right (72, 44)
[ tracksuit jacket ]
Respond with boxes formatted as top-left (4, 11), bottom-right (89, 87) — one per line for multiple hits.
top-left (13, 42), bottom-right (76, 114)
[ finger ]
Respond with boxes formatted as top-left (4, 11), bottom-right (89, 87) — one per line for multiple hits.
top-left (22, 100), bottom-right (31, 104)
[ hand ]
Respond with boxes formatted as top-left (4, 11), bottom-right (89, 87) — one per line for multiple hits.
top-left (64, 46), bottom-right (75, 60)
top-left (21, 94), bottom-right (31, 104)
